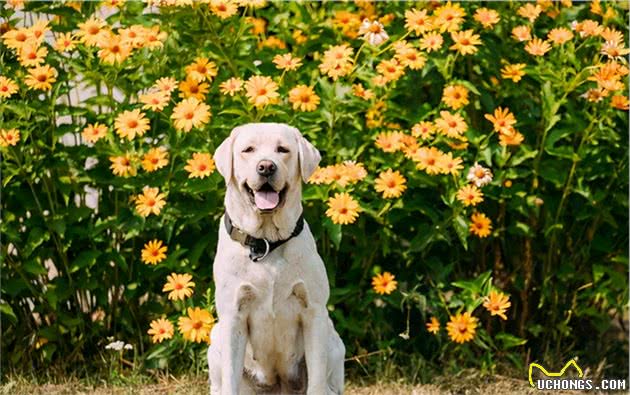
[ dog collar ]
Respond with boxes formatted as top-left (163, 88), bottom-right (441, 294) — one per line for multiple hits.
top-left (224, 212), bottom-right (305, 262)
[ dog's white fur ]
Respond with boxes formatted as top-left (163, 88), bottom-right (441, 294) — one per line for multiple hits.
top-left (208, 123), bottom-right (345, 395)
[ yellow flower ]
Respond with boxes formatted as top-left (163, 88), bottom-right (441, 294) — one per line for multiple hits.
top-left (163, 273), bottom-right (195, 301)
top-left (76, 16), bottom-right (109, 47)
top-left (244, 75), bottom-right (279, 108)
top-left (0, 128), bottom-right (20, 147)
top-left (470, 212), bottom-right (492, 238)
top-left (326, 192), bottom-right (361, 225)
top-left (498, 127), bottom-right (525, 147)
top-left (139, 90), bottom-right (170, 112)
top-left (404, 8), bottom-right (433, 35)
top-left (419, 32), bottom-right (444, 52)
top-left (438, 152), bottom-right (464, 176)
top-left (273, 53), bottom-right (302, 71)
top-left (411, 121), bottom-right (435, 139)
top-left (178, 307), bottom-right (214, 343)
top-left (446, 312), bottom-right (477, 343)
top-left (375, 169), bottom-right (407, 199)
top-left (135, 186), bottom-right (166, 217)
top-left (611, 95), bottom-right (629, 110)
top-left (426, 317), bottom-right (440, 334)
top-left (246, 16), bottom-right (267, 35)
top-left (318, 44), bottom-right (354, 80)
top-left (142, 26), bottom-right (168, 49)
top-left (289, 85), bottom-right (320, 112)
top-left (500, 63), bottom-right (526, 82)
top-left (433, 1), bottom-right (466, 33)
top-left (456, 184), bottom-right (483, 207)
top-left (147, 317), bottom-right (174, 343)
top-left (376, 58), bottom-right (404, 82)
top-left (141, 239), bottom-right (168, 265)
top-left (185, 57), bottom-right (218, 82)
top-left (114, 109), bottom-right (150, 140)
top-left (484, 107), bottom-right (516, 135)
top-left (450, 29), bottom-right (481, 55)
top-left (371, 272), bottom-right (397, 295)
top-left (54, 32), bottom-right (78, 52)
top-left (142, 147), bottom-right (169, 172)
top-left (18, 42), bottom-right (48, 67)
top-left (259, 36), bottom-right (286, 50)
top-left (0, 76), bottom-right (19, 99)
top-left (442, 84), bottom-right (469, 110)
top-left (524, 38), bottom-right (551, 56)
top-left (333, 11), bottom-right (361, 39)
top-left (292, 29), bottom-right (307, 45)
top-left (28, 19), bottom-right (50, 45)
top-left (394, 43), bottom-right (426, 70)
top-left (374, 131), bottom-right (404, 153)
top-left (97, 33), bottom-right (132, 64)
top-left (547, 27), bottom-right (573, 45)
top-left (435, 111), bottom-right (467, 138)
top-left (511, 25), bottom-right (531, 42)
top-left (219, 77), bottom-right (244, 96)
top-left (185, 152), bottom-right (216, 179)
top-left (517, 3), bottom-right (542, 23)
top-left (82, 123), bottom-right (108, 143)
top-left (413, 147), bottom-right (444, 175)
top-left (1, 28), bottom-right (32, 51)
top-left (24, 65), bottom-right (57, 91)
top-left (109, 154), bottom-right (137, 177)
top-left (210, 0), bottom-right (238, 19)
top-left (483, 290), bottom-right (511, 320)
top-left (171, 97), bottom-right (211, 132)
top-left (154, 77), bottom-right (178, 94)
top-left (178, 76), bottom-right (209, 100)
top-left (473, 8), bottom-right (500, 29)
top-left (352, 83), bottom-right (374, 101)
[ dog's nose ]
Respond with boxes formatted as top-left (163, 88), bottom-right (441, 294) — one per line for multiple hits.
top-left (257, 160), bottom-right (277, 177)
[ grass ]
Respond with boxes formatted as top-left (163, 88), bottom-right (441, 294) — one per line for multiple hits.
top-left (1, 374), bottom-right (586, 395)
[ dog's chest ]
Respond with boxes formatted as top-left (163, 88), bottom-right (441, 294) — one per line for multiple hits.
top-left (244, 257), bottom-right (307, 383)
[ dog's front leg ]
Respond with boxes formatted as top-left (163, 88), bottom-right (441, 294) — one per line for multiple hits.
top-left (302, 305), bottom-right (330, 395)
top-left (220, 283), bottom-right (256, 395)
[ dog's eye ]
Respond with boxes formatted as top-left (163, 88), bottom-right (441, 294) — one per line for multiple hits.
top-left (242, 146), bottom-right (255, 153)
top-left (276, 146), bottom-right (290, 153)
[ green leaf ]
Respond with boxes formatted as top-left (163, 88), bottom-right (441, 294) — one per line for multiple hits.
top-left (452, 215), bottom-right (468, 251)
top-left (323, 218), bottom-right (342, 249)
top-left (0, 302), bottom-right (17, 325)
top-left (23, 227), bottom-right (49, 258)
top-left (495, 332), bottom-right (527, 349)
top-left (70, 250), bottom-right (101, 273)
top-left (23, 259), bottom-right (48, 276)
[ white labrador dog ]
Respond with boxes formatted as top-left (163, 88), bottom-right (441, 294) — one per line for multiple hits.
top-left (208, 123), bottom-right (345, 395)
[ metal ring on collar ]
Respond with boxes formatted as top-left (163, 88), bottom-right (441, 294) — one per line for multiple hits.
top-left (252, 238), bottom-right (270, 262)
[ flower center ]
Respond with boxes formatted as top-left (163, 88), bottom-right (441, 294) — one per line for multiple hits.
top-left (258, 88), bottom-right (267, 95)
top-left (198, 164), bottom-right (207, 171)
top-left (88, 26), bottom-right (100, 35)
top-left (174, 282), bottom-right (183, 290)
top-left (128, 120), bottom-right (138, 128)
top-left (37, 74), bottom-right (47, 82)
top-left (190, 86), bottom-right (199, 93)
top-left (192, 320), bottom-right (203, 329)
top-left (185, 112), bottom-right (194, 120)
top-left (146, 198), bottom-right (156, 207)
top-left (475, 169), bottom-right (485, 178)
top-left (340, 208), bottom-right (348, 214)
top-left (368, 24), bottom-right (381, 33)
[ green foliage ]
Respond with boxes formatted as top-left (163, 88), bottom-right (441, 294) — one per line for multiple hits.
top-left (1, 0), bottom-right (628, 381)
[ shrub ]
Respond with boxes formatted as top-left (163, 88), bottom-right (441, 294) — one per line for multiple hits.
top-left (1, 0), bottom-right (628, 380)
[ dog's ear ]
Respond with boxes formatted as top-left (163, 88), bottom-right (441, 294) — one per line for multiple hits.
top-left (214, 127), bottom-right (240, 181)
top-left (289, 126), bottom-right (321, 182)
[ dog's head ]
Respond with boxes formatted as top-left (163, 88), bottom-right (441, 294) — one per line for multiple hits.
top-left (214, 123), bottom-right (321, 214)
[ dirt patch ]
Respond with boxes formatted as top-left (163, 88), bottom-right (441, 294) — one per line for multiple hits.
top-left (1, 375), bottom-right (587, 395)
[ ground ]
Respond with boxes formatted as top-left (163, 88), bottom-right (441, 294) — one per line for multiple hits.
top-left (1, 375), bottom-right (588, 395)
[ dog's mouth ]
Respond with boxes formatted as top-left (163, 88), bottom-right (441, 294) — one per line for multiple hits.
top-left (244, 182), bottom-right (287, 212)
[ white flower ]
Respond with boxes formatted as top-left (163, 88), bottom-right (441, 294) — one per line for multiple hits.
top-left (253, 60), bottom-right (262, 66)
top-left (105, 340), bottom-right (125, 351)
top-left (124, 343), bottom-right (133, 350)
top-left (466, 162), bottom-right (493, 187)
top-left (358, 19), bottom-right (389, 46)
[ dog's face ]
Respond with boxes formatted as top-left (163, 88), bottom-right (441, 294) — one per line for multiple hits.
top-left (215, 123), bottom-right (320, 213)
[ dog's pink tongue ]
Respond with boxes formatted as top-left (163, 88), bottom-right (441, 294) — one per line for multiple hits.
top-left (254, 190), bottom-right (280, 210)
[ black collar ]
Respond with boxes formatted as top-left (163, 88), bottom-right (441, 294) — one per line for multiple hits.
top-left (224, 212), bottom-right (305, 262)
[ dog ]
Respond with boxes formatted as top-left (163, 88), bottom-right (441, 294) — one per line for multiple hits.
top-left (207, 123), bottom-right (345, 395)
